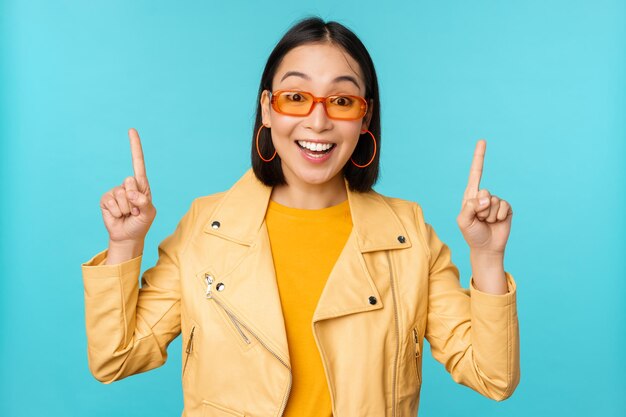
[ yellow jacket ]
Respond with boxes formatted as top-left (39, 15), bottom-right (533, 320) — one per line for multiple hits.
top-left (82, 168), bottom-right (520, 417)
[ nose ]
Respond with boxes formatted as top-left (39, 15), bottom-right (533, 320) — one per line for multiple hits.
top-left (304, 100), bottom-right (333, 132)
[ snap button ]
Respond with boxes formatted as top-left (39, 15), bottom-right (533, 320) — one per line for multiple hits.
top-left (216, 282), bottom-right (225, 291)
top-left (397, 235), bottom-right (406, 243)
top-left (368, 296), bottom-right (377, 305)
top-left (211, 221), bottom-right (221, 229)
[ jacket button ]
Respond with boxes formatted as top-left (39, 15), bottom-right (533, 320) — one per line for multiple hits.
top-left (368, 296), bottom-right (377, 305)
top-left (211, 221), bottom-right (221, 229)
top-left (216, 282), bottom-right (225, 291)
top-left (397, 235), bottom-right (406, 243)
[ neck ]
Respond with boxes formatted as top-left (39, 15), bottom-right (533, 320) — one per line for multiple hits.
top-left (271, 172), bottom-right (347, 210)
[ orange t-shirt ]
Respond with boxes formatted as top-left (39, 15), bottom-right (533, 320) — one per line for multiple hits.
top-left (265, 198), bottom-right (352, 417)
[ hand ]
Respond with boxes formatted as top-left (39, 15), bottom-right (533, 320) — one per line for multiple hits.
top-left (99, 128), bottom-right (157, 244)
top-left (457, 139), bottom-right (513, 255)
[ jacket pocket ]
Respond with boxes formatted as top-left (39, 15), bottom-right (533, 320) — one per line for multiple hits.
top-left (412, 327), bottom-right (422, 384)
top-left (183, 324), bottom-right (196, 377)
top-left (202, 399), bottom-right (245, 416)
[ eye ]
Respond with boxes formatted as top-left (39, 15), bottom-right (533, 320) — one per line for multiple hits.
top-left (285, 92), bottom-right (306, 102)
top-left (330, 95), bottom-right (354, 107)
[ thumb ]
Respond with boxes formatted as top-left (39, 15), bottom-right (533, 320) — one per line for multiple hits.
top-left (458, 197), bottom-right (490, 228)
top-left (126, 189), bottom-right (153, 211)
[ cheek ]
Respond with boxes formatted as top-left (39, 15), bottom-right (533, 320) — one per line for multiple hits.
top-left (341, 124), bottom-right (364, 148)
top-left (270, 113), bottom-right (297, 134)
top-left (268, 118), bottom-right (297, 146)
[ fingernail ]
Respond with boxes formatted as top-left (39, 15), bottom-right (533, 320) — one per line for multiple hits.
top-left (128, 191), bottom-right (136, 199)
top-left (479, 198), bottom-right (489, 206)
top-left (132, 207), bottom-right (139, 215)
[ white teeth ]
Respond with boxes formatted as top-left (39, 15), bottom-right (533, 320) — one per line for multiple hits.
top-left (297, 140), bottom-right (334, 152)
top-left (306, 152), bottom-right (326, 159)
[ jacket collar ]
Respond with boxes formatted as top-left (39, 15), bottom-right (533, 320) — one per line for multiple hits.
top-left (203, 168), bottom-right (411, 252)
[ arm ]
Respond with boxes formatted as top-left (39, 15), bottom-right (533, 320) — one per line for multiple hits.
top-left (422, 218), bottom-right (520, 401)
top-left (81, 199), bottom-right (196, 383)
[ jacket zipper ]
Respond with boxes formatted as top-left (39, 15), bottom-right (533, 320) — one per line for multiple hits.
top-left (183, 325), bottom-right (196, 376)
top-left (386, 252), bottom-right (400, 417)
top-left (205, 273), bottom-right (250, 344)
top-left (207, 287), bottom-right (292, 417)
top-left (412, 327), bottom-right (421, 383)
top-left (225, 308), bottom-right (251, 344)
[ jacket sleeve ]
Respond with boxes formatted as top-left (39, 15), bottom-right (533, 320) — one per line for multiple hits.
top-left (419, 207), bottom-right (520, 401)
top-left (81, 199), bottom-right (197, 383)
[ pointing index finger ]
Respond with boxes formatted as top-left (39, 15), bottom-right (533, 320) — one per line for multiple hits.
top-left (128, 128), bottom-right (149, 186)
top-left (464, 139), bottom-right (486, 200)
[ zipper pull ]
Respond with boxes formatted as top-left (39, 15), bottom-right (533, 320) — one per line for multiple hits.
top-left (205, 274), bottom-right (214, 298)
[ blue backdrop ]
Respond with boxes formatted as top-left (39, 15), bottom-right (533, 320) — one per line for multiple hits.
top-left (1, 1), bottom-right (624, 416)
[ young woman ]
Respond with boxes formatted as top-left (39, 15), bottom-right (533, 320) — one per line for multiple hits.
top-left (82, 17), bottom-right (520, 417)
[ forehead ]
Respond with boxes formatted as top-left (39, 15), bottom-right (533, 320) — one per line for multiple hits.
top-left (273, 43), bottom-right (365, 94)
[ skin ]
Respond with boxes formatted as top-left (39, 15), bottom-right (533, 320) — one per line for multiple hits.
top-left (458, 139), bottom-right (513, 294)
top-left (260, 42), bottom-right (373, 209)
top-left (100, 44), bottom-right (514, 294)
top-left (101, 128), bottom-right (155, 265)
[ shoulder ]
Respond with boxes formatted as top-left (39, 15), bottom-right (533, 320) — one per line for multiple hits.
top-left (182, 190), bottom-right (228, 227)
top-left (190, 191), bottom-right (228, 212)
top-left (368, 190), bottom-right (434, 257)
top-left (373, 190), bottom-right (428, 225)
top-left (167, 190), bottom-right (227, 233)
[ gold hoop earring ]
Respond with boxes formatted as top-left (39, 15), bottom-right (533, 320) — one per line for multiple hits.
top-left (351, 130), bottom-right (377, 168)
top-left (256, 125), bottom-right (276, 162)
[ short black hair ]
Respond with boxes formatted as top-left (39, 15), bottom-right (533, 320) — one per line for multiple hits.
top-left (251, 16), bottom-right (381, 192)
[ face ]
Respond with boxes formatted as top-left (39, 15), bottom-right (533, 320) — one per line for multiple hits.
top-left (260, 42), bottom-right (374, 188)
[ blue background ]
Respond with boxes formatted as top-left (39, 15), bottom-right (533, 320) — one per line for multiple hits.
top-left (1, 1), bottom-right (624, 416)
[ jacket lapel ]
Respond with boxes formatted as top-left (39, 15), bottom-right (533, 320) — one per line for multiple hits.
top-left (311, 181), bottom-right (412, 323)
top-left (201, 170), bottom-right (291, 362)
top-left (201, 169), bottom-right (412, 363)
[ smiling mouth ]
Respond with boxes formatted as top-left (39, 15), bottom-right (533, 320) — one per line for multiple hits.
top-left (296, 140), bottom-right (336, 157)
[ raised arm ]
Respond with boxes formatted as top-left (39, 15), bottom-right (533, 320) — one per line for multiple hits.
top-left (100, 128), bottom-right (157, 264)
top-left (422, 139), bottom-right (520, 400)
top-left (82, 128), bottom-right (188, 383)
top-left (456, 139), bottom-right (513, 294)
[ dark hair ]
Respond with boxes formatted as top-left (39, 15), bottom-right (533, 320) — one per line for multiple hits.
top-left (251, 16), bottom-right (381, 192)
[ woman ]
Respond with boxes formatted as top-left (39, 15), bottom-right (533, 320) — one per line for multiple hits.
top-left (82, 17), bottom-right (520, 417)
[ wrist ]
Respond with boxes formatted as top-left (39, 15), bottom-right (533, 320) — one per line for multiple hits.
top-left (470, 248), bottom-right (504, 263)
top-left (106, 239), bottom-right (144, 264)
top-left (469, 250), bottom-right (507, 294)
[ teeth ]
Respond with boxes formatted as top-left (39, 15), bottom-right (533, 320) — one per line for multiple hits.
top-left (297, 140), bottom-right (334, 152)
top-left (305, 152), bottom-right (327, 159)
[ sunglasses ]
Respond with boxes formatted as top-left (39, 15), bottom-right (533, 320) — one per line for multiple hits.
top-left (269, 90), bottom-right (368, 120)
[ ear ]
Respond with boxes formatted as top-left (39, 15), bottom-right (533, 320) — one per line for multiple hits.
top-left (260, 90), bottom-right (272, 127)
top-left (361, 99), bottom-right (374, 133)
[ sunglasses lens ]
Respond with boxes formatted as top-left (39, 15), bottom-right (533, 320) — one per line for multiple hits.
top-left (326, 95), bottom-right (366, 120)
top-left (273, 91), bottom-right (367, 120)
top-left (274, 91), bottom-right (314, 116)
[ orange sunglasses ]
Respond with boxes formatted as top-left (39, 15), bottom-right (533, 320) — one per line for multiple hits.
top-left (269, 90), bottom-right (368, 120)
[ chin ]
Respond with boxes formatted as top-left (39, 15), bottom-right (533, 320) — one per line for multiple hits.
top-left (288, 166), bottom-right (343, 187)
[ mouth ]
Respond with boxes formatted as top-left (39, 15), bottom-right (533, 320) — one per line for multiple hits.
top-left (296, 140), bottom-right (337, 159)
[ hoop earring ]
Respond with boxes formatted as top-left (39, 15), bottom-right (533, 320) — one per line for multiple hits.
top-left (351, 130), bottom-right (377, 168)
top-left (256, 125), bottom-right (276, 162)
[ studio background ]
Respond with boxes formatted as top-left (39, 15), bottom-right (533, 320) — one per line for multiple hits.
top-left (1, 1), bottom-right (624, 416)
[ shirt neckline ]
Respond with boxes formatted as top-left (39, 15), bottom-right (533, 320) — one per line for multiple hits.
top-left (267, 198), bottom-right (350, 220)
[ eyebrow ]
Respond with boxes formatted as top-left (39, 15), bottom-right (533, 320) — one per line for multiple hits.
top-left (280, 71), bottom-right (362, 90)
